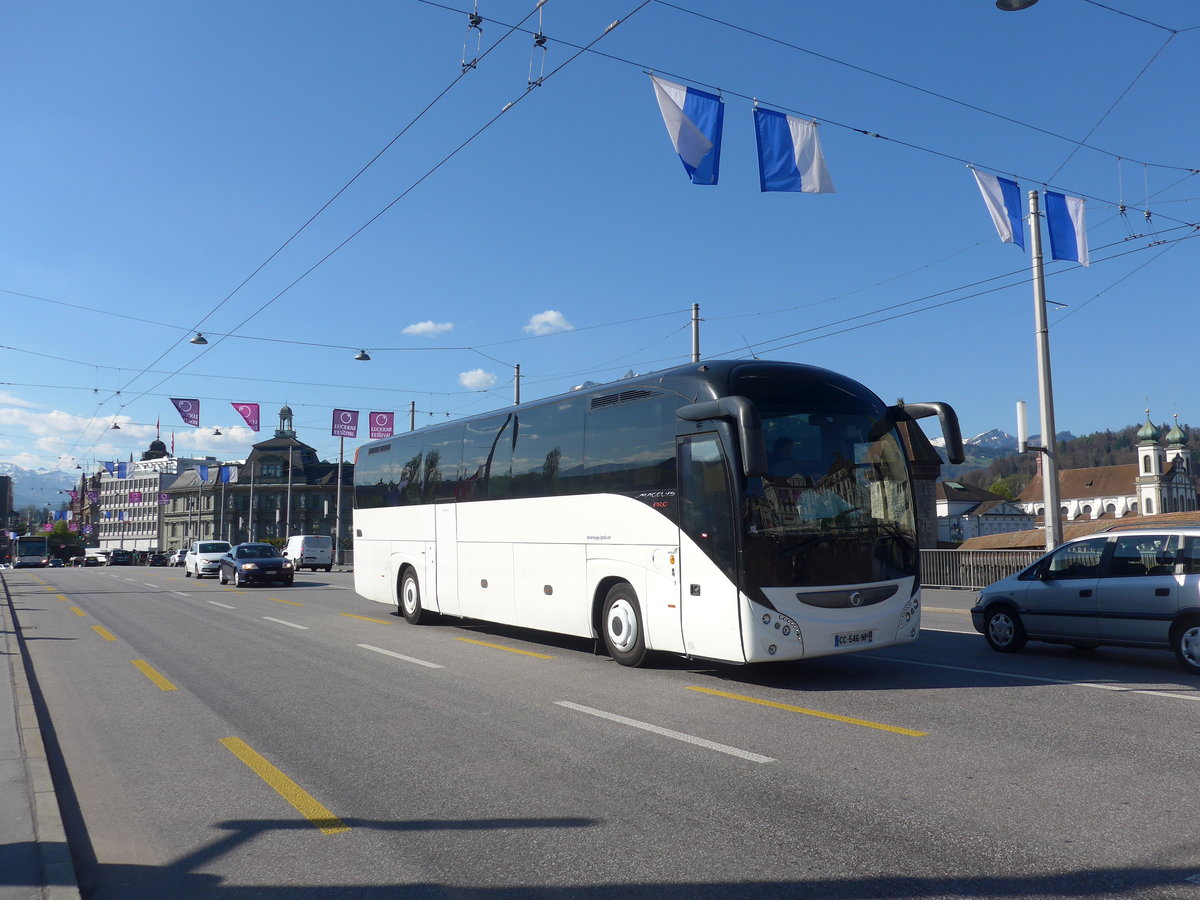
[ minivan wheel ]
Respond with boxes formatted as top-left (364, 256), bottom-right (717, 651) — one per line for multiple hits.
top-left (1171, 618), bottom-right (1200, 675)
top-left (984, 607), bottom-right (1027, 653)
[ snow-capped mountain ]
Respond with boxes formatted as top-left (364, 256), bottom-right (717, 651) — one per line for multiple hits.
top-left (0, 462), bottom-right (79, 511)
top-left (929, 428), bottom-right (1075, 458)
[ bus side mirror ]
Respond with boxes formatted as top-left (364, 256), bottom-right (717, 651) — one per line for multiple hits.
top-left (677, 395), bottom-right (767, 477)
top-left (887, 401), bottom-right (965, 465)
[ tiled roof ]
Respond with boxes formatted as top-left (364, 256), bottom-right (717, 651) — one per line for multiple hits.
top-left (1016, 464), bottom-right (1138, 502)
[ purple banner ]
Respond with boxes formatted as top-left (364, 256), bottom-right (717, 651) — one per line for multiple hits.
top-left (86, 491), bottom-right (98, 502)
top-left (170, 398), bottom-right (200, 427)
top-left (332, 409), bottom-right (359, 438)
top-left (369, 411), bottom-right (395, 440)
top-left (232, 402), bottom-right (260, 432)
top-left (158, 492), bottom-right (169, 505)
top-left (129, 491), bottom-right (143, 503)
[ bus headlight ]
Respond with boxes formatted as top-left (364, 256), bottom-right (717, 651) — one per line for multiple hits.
top-left (900, 597), bottom-right (918, 625)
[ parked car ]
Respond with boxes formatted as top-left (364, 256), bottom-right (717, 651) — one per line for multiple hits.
top-left (185, 541), bottom-right (232, 579)
top-left (171, 549), bottom-right (187, 567)
top-left (106, 549), bottom-right (132, 566)
top-left (147, 552), bottom-right (168, 567)
top-left (972, 527), bottom-right (1200, 674)
top-left (218, 543), bottom-right (294, 587)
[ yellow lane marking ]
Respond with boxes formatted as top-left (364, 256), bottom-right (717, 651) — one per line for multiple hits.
top-left (131, 659), bottom-right (177, 691)
top-left (69, 606), bottom-right (87, 617)
top-left (271, 597), bottom-right (304, 607)
top-left (924, 606), bottom-right (970, 615)
top-left (455, 637), bottom-right (553, 659)
top-left (93, 626), bottom-right (117, 641)
top-left (339, 613), bottom-right (392, 625)
top-left (54, 594), bottom-right (70, 603)
top-left (219, 737), bottom-right (349, 835)
top-left (687, 686), bottom-right (927, 737)
top-left (43, 584), bottom-right (58, 591)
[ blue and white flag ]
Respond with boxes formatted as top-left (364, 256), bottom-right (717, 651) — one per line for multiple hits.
top-left (219, 465), bottom-right (238, 484)
top-left (650, 75), bottom-right (724, 186)
top-left (972, 170), bottom-right (1024, 249)
top-left (197, 465), bottom-right (210, 483)
top-left (753, 108), bottom-right (834, 194)
top-left (103, 461), bottom-right (115, 475)
top-left (116, 462), bottom-right (129, 479)
top-left (1045, 191), bottom-right (1089, 266)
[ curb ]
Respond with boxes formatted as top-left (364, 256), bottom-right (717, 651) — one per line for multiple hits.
top-left (1, 575), bottom-right (81, 900)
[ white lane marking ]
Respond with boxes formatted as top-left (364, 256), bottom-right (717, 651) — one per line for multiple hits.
top-left (143, 583), bottom-right (157, 588)
top-left (556, 701), bottom-right (775, 763)
top-left (206, 601), bottom-right (236, 609)
top-left (262, 616), bottom-right (308, 630)
top-left (357, 643), bottom-right (443, 669)
top-left (123, 578), bottom-right (139, 583)
top-left (870, 655), bottom-right (1200, 703)
top-left (172, 592), bottom-right (190, 597)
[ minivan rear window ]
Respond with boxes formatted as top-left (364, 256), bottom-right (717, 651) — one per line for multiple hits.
top-left (304, 536), bottom-right (332, 548)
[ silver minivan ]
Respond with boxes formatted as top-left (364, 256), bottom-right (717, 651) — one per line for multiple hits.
top-left (971, 527), bottom-right (1200, 674)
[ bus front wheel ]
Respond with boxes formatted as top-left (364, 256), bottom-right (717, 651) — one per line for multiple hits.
top-left (602, 583), bottom-right (648, 667)
top-left (399, 570), bottom-right (429, 625)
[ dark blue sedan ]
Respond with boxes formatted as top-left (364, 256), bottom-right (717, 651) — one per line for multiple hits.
top-left (218, 543), bottom-right (294, 587)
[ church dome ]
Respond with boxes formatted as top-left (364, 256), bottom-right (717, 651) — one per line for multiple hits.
top-left (280, 404), bottom-right (294, 417)
top-left (1137, 415), bottom-right (1160, 443)
top-left (149, 438), bottom-right (167, 452)
top-left (1167, 421), bottom-right (1188, 446)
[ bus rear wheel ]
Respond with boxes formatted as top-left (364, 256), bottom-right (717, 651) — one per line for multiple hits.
top-left (399, 570), bottom-right (429, 625)
top-left (602, 583), bottom-right (648, 667)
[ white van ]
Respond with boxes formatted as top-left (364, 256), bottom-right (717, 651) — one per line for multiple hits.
top-left (283, 534), bottom-right (333, 572)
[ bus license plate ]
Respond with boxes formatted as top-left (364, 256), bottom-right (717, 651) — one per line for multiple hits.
top-left (834, 630), bottom-right (873, 647)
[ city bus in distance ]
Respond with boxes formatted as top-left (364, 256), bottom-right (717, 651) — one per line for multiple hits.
top-left (352, 360), bottom-right (964, 667)
top-left (14, 535), bottom-right (50, 568)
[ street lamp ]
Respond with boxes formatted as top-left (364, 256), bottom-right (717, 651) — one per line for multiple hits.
top-left (996, 0), bottom-right (1039, 9)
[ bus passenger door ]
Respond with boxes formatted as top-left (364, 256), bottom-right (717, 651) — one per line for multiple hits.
top-left (677, 433), bottom-right (744, 662)
top-left (434, 504), bottom-right (460, 616)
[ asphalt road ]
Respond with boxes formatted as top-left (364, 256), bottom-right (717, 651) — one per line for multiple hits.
top-left (6, 569), bottom-right (1200, 899)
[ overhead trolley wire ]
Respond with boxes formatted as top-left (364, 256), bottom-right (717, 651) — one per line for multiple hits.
top-left (113, 1), bottom-right (648, 414)
top-left (108, 1), bottom-right (552, 407)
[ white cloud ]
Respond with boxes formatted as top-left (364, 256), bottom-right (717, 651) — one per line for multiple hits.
top-left (403, 320), bottom-right (453, 336)
top-left (523, 310), bottom-right (574, 336)
top-left (0, 391), bottom-right (40, 409)
top-left (459, 369), bottom-right (497, 390)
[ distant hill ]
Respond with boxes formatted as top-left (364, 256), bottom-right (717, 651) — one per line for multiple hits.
top-left (950, 423), bottom-right (1188, 496)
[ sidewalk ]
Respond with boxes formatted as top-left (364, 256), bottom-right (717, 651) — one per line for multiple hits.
top-left (0, 573), bottom-right (80, 900)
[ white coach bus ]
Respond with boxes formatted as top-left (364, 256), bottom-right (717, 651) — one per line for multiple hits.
top-left (352, 360), bottom-right (963, 667)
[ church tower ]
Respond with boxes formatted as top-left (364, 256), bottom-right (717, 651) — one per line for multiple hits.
top-left (1135, 411), bottom-right (1164, 516)
top-left (275, 405), bottom-right (297, 439)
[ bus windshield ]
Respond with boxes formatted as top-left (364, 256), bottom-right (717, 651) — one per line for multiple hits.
top-left (742, 408), bottom-right (917, 588)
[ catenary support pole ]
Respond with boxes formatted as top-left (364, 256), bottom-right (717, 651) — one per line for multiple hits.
top-left (1029, 190), bottom-right (1063, 550)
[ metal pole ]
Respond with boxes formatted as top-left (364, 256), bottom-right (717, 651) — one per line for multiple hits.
top-left (219, 469), bottom-right (226, 542)
top-left (335, 436), bottom-right (344, 566)
top-left (286, 446), bottom-right (293, 542)
top-left (1029, 190), bottom-right (1062, 550)
top-left (514, 364), bottom-right (521, 405)
top-left (691, 303), bottom-right (700, 362)
top-left (409, 401), bottom-right (415, 432)
top-left (248, 465), bottom-right (256, 543)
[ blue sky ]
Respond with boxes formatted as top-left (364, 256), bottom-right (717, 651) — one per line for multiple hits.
top-left (2, 0), bottom-right (1198, 471)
